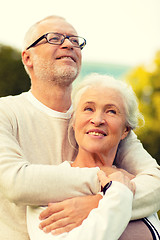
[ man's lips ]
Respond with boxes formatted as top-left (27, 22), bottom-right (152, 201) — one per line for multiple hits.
top-left (86, 129), bottom-right (107, 137)
top-left (56, 55), bottom-right (76, 62)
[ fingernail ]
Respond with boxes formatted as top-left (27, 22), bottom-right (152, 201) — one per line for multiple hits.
top-left (43, 227), bottom-right (47, 233)
top-left (39, 224), bottom-right (42, 230)
top-left (51, 230), bottom-right (56, 235)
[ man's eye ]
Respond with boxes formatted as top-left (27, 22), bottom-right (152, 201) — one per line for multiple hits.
top-left (49, 36), bottom-right (60, 42)
top-left (71, 38), bottom-right (79, 45)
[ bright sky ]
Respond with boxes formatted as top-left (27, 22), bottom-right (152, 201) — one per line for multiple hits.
top-left (1, 0), bottom-right (160, 66)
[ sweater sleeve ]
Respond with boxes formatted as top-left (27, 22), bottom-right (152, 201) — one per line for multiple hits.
top-left (116, 131), bottom-right (160, 220)
top-left (27, 182), bottom-right (133, 240)
top-left (0, 101), bottom-right (100, 206)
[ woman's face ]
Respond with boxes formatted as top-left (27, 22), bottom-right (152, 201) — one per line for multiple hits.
top-left (73, 87), bottom-right (129, 156)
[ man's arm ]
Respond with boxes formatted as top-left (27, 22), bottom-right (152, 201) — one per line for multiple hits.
top-left (27, 180), bottom-right (133, 240)
top-left (0, 101), bottom-right (100, 206)
top-left (38, 132), bottom-right (160, 232)
top-left (27, 182), bottom-right (133, 240)
top-left (38, 194), bottom-right (102, 234)
top-left (1, 98), bottom-right (159, 218)
top-left (116, 131), bottom-right (160, 219)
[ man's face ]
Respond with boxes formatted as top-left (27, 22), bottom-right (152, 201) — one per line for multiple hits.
top-left (29, 18), bottom-right (82, 86)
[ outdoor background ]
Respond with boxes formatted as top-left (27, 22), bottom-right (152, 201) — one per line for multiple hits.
top-left (1, 0), bottom-right (160, 164)
top-left (0, 1), bottom-right (160, 164)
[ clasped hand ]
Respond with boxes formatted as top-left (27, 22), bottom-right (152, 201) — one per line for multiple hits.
top-left (39, 167), bottom-right (135, 235)
top-left (39, 194), bottom-right (102, 235)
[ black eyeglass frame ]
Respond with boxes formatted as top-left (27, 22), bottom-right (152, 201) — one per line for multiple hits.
top-left (26, 32), bottom-right (86, 50)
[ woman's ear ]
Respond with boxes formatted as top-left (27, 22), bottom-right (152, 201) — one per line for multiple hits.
top-left (70, 113), bottom-right (75, 130)
top-left (22, 50), bottom-right (33, 68)
top-left (72, 121), bottom-right (75, 131)
top-left (121, 126), bottom-right (131, 140)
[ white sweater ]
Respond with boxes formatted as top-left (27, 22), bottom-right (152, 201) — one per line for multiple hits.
top-left (0, 91), bottom-right (160, 240)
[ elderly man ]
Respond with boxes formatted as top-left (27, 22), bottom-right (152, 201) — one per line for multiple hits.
top-left (0, 15), bottom-right (159, 239)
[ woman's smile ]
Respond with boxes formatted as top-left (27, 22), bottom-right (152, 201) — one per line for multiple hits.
top-left (73, 87), bottom-right (129, 156)
top-left (86, 129), bottom-right (107, 137)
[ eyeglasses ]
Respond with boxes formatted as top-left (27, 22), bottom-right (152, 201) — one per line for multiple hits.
top-left (26, 32), bottom-right (86, 50)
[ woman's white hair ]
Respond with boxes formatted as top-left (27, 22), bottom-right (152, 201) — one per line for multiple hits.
top-left (71, 73), bottom-right (144, 130)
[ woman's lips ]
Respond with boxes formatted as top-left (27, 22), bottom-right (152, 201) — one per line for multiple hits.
top-left (86, 129), bottom-right (107, 136)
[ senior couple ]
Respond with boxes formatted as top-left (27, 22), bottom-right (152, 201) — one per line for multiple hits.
top-left (0, 15), bottom-right (160, 240)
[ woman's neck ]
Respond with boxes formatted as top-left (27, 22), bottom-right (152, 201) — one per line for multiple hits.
top-left (72, 148), bottom-right (116, 168)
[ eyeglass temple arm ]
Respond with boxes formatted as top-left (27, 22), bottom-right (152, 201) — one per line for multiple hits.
top-left (80, 39), bottom-right (86, 50)
top-left (26, 34), bottom-right (46, 50)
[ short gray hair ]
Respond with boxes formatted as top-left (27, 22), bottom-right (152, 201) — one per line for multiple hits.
top-left (22, 15), bottom-right (66, 77)
top-left (22, 15), bottom-right (65, 51)
top-left (71, 73), bottom-right (144, 130)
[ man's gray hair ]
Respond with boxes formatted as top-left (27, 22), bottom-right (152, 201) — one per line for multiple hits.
top-left (22, 15), bottom-right (65, 51)
top-left (22, 15), bottom-right (65, 76)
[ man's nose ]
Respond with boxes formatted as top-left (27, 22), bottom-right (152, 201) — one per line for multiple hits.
top-left (60, 37), bottom-right (74, 49)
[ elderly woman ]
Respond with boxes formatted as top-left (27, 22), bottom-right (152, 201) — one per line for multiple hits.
top-left (27, 74), bottom-right (160, 240)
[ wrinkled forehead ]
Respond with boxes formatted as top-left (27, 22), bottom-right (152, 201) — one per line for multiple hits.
top-left (37, 18), bottom-right (78, 37)
top-left (81, 86), bottom-right (123, 100)
top-left (77, 86), bottom-right (126, 111)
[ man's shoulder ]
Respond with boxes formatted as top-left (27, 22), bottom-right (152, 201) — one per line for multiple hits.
top-left (0, 92), bottom-right (28, 105)
top-left (0, 92), bottom-right (30, 114)
top-left (0, 92), bottom-right (27, 101)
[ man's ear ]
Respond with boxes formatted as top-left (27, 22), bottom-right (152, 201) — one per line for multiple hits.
top-left (22, 50), bottom-right (33, 68)
top-left (121, 126), bottom-right (131, 140)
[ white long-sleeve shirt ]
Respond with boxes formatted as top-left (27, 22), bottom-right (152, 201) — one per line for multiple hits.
top-left (0, 91), bottom-right (160, 239)
top-left (27, 181), bottom-right (133, 240)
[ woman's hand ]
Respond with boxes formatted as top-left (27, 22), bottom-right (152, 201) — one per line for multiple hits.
top-left (100, 166), bottom-right (135, 180)
top-left (97, 170), bottom-right (136, 195)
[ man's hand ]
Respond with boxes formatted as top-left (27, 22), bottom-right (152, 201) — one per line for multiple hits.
top-left (39, 194), bottom-right (102, 235)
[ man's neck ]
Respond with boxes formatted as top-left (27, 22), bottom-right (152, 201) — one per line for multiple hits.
top-left (31, 83), bottom-right (72, 113)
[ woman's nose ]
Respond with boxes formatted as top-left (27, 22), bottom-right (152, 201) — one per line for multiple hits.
top-left (90, 113), bottom-right (105, 126)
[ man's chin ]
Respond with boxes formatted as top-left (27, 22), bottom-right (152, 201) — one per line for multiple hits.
top-left (53, 68), bottom-right (79, 86)
top-left (59, 67), bottom-right (79, 80)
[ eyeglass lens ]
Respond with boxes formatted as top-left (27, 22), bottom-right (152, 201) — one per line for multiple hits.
top-left (47, 33), bottom-right (84, 48)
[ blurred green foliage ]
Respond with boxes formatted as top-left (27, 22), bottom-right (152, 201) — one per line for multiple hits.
top-left (125, 51), bottom-right (160, 165)
top-left (0, 44), bottom-right (30, 97)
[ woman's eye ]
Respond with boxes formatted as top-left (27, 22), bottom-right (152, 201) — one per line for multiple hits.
top-left (84, 107), bottom-right (93, 112)
top-left (107, 109), bottom-right (116, 114)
